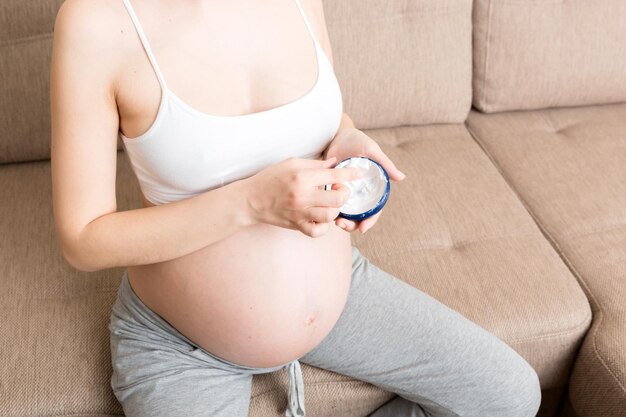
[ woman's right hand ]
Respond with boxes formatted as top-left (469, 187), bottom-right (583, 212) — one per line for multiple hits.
top-left (243, 156), bottom-right (366, 237)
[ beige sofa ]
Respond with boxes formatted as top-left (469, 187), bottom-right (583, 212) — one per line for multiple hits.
top-left (1, 0), bottom-right (624, 416)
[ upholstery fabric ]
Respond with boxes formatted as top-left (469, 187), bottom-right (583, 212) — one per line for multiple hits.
top-left (324, 0), bottom-right (473, 129)
top-left (472, 0), bottom-right (626, 113)
top-left (0, 0), bottom-right (64, 164)
top-left (0, 0), bottom-right (64, 41)
top-left (350, 123), bottom-right (591, 392)
top-left (0, 153), bottom-right (390, 417)
top-left (0, 32), bottom-right (55, 164)
top-left (3, 0), bottom-right (616, 416)
top-left (466, 102), bottom-right (626, 417)
top-left (0, 0), bottom-right (474, 164)
top-left (0, 123), bottom-right (591, 416)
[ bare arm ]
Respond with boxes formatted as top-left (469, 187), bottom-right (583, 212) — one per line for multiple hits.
top-left (50, 0), bottom-right (255, 272)
top-left (51, 0), bottom-right (360, 272)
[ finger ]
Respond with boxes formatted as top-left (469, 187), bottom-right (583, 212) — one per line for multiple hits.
top-left (358, 210), bottom-right (382, 233)
top-left (309, 166), bottom-right (367, 187)
top-left (332, 182), bottom-right (352, 205)
top-left (335, 216), bottom-right (358, 232)
top-left (366, 146), bottom-right (406, 182)
top-left (292, 155), bottom-right (337, 168)
top-left (298, 220), bottom-right (317, 237)
top-left (300, 219), bottom-right (331, 238)
top-left (306, 183), bottom-right (351, 208)
top-left (327, 183), bottom-right (358, 232)
top-left (312, 221), bottom-right (331, 238)
top-left (328, 183), bottom-right (358, 232)
top-left (304, 206), bottom-right (340, 224)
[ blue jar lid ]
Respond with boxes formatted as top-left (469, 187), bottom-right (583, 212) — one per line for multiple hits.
top-left (324, 156), bottom-right (391, 221)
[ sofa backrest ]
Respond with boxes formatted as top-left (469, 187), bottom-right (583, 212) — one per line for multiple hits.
top-left (472, 0), bottom-right (626, 113)
top-left (5, 0), bottom-right (626, 162)
top-left (0, 0), bottom-right (474, 164)
top-left (324, 0), bottom-right (473, 130)
top-left (1, 0), bottom-right (64, 164)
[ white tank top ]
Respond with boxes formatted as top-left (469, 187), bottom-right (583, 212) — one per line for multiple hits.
top-left (119, 0), bottom-right (344, 205)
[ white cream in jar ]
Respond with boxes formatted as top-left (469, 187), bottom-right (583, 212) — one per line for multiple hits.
top-left (325, 157), bottom-right (390, 221)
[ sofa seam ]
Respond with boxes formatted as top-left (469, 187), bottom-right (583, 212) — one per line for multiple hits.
top-left (487, 0), bottom-right (621, 4)
top-left (557, 221), bottom-right (626, 241)
top-left (481, 0), bottom-right (494, 110)
top-left (464, 120), bottom-right (626, 397)
top-left (590, 306), bottom-right (626, 394)
top-left (0, 32), bottom-right (53, 49)
top-left (507, 308), bottom-right (592, 344)
top-left (251, 379), bottom-right (379, 400)
top-left (327, 5), bottom-right (471, 25)
top-left (379, 231), bottom-right (539, 254)
top-left (31, 412), bottom-right (124, 417)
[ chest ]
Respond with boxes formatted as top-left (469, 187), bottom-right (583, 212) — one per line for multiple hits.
top-left (116, 2), bottom-right (322, 139)
top-left (116, 0), bottom-right (344, 205)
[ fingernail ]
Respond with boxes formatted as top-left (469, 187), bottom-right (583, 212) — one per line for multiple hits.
top-left (338, 221), bottom-right (347, 230)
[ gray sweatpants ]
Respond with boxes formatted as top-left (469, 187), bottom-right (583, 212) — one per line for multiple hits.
top-left (109, 245), bottom-right (542, 417)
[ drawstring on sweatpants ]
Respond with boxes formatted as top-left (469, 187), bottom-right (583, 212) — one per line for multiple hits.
top-left (284, 359), bottom-right (306, 417)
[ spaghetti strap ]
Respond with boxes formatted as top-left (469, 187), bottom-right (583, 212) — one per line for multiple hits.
top-left (121, 0), bottom-right (169, 92)
top-left (293, 0), bottom-right (320, 47)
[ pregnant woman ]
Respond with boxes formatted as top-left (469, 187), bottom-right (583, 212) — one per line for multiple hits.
top-left (50, 0), bottom-right (542, 416)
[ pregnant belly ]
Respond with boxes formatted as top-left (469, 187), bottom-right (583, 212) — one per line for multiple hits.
top-left (127, 221), bottom-right (354, 368)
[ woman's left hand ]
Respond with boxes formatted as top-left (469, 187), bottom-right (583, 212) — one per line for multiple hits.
top-left (323, 127), bottom-right (407, 234)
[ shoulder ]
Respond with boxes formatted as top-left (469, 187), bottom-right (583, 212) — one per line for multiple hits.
top-left (54, 0), bottom-right (121, 44)
top-left (54, 0), bottom-right (141, 62)
top-left (52, 0), bottom-right (139, 95)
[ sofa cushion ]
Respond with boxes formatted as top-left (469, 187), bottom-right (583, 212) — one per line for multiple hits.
top-left (472, 0), bottom-right (626, 113)
top-left (324, 0), bottom-right (473, 129)
top-left (466, 102), bottom-right (626, 417)
top-left (1, 0), bottom-right (474, 164)
top-left (0, 155), bottom-right (393, 417)
top-left (351, 123), bottom-right (591, 392)
top-left (1, 0), bottom-right (64, 41)
top-left (0, 0), bottom-right (65, 164)
top-left (1, 123), bottom-right (591, 416)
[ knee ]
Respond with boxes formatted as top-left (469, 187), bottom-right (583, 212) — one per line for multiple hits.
top-left (488, 355), bottom-right (542, 417)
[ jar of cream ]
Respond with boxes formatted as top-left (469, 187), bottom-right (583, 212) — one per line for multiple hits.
top-left (324, 156), bottom-right (391, 221)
